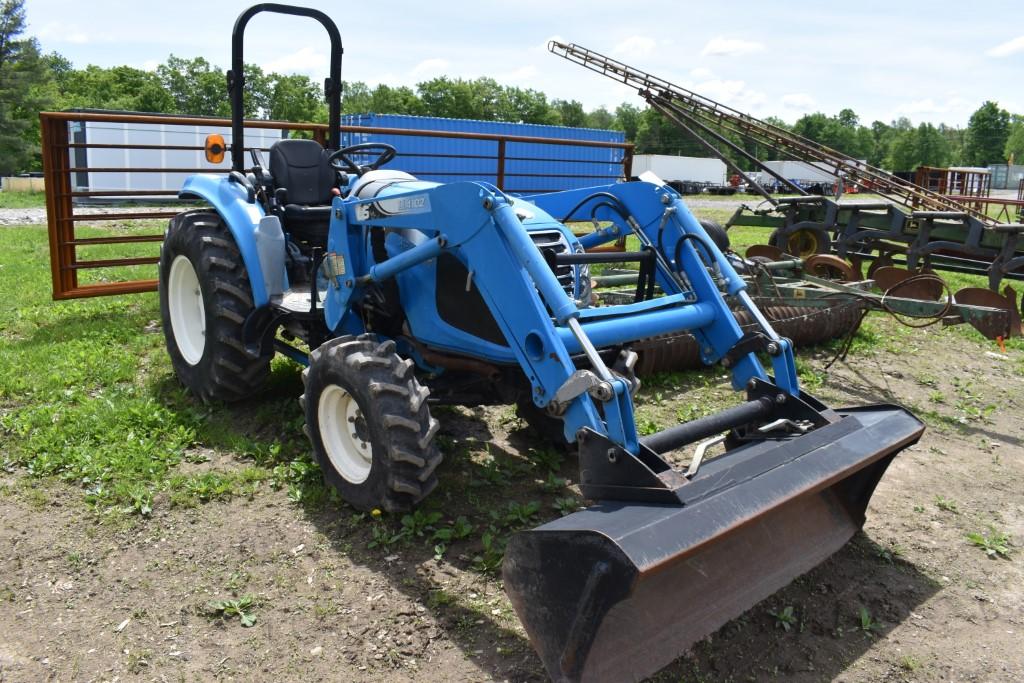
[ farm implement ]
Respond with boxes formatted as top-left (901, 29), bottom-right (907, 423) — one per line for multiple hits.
top-left (590, 217), bottom-right (1016, 374)
top-left (159, 6), bottom-right (924, 681)
top-left (596, 247), bottom-right (1018, 375)
top-left (548, 41), bottom-right (1024, 323)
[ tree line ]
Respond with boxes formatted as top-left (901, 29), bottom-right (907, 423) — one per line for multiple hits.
top-left (2, 0), bottom-right (1023, 177)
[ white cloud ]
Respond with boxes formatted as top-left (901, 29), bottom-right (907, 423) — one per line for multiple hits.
top-left (612, 36), bottom-right (657, 59)
top-left (37, 22), bottom-right (90, 44)
top-left (892, 96), bottom-right (969, 116)
top-left (498, 65), bottom-right (538, 84)
top-left (141, 59), bottom-right (160, 72)
top-left (986, 35), bottom-right (1024, 58)
top-left (780, 93), bottom-right (816, 111)
top-left (688, 78), bottom-right (766, 111)
top-left (688, 67), bottom-right (714, 80)
top-left (882, 95), bottom-right (974, 124)
top-left (260, 47), bottom-right (328, 75)
top-left (700, 37), bottom-right (765, 58)
top-left (410, 58), bottom-right (450, 79)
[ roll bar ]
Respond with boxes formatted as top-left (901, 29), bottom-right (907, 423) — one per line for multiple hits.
top-left (227, 3), bottom-right (343, 171)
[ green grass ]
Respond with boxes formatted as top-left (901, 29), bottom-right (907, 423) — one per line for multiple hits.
top-left (0, 224), bottom-right (320, 517)
top-left (0, 190), bottom-right (46, 209)
top-left (2, 210), bottom-right (1020, 524)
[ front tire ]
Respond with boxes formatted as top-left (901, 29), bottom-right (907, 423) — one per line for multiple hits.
top-left (302, 335), bottom-right (442, 512)
top-left (159, 210), bottom-right (273, 402)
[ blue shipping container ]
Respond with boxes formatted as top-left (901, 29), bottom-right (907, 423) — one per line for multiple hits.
top-left (339, 114), bottom-right (626, 193)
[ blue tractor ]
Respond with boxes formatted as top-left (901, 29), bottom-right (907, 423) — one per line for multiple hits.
top-left (158, 5), bottom-right (924, 681)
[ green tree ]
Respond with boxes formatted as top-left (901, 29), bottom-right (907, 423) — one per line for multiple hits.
top-left (866, 120), bottom-right (893, 167)
top-left (884, 121), bottom-right (950, 171)
top-left (157, 55), bottom-right (229, 116)
top-left (1004, 115), bottom-right (1024, 165)
top-left (267, 73), bottom-right (324, 122)
top-left (886, 129), bottom-right (916, 171)
top-left (417, 77), bottom-right (485, 119)
top-left (341, 81), bottom-right (371, 114)
top-left (791, 112), bottom-right (829, 142)
top-left (499, 87), bottom-right (557, 124)
top-left (914, 122), bottom-right (951, 168)
top-left (791, 109), bottom-right (870, 158)
top-left (634, 108), bottom-right (706, 156)
top-left (340, 81), bottom-right (424, 116)
top-left (0, 0), bottom-right (51, 174)
top-left (884, 119), bottom-right (916, 170)
top-left (939, 124), bottom-right (965, 165)
top-left (963, 101), bottom-right (1009, 166)
top-left (585, 106), bottom-right (614, 130)
top-left (613, 103), bottom-right (642, 141)
top-left (54, 64), bottom-right (173, 112)
top-left (368, 84), bottom-right (422, 115)
top-left (242, 64), bottom-right (271, 118)
top-left (551, 98), bottom-right (586, 127)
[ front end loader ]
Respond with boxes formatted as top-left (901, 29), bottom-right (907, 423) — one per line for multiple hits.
top-left (157, 5), bottom-right (924, 681)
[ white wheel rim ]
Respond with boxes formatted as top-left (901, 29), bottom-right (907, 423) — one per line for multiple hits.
top-left (167, 255), bottom-right (206, 366)
top-left (318, 384), bottom-right (372, 484)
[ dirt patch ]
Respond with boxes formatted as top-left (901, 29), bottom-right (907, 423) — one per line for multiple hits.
top-left (1, 318), bottom-right (1022, 683)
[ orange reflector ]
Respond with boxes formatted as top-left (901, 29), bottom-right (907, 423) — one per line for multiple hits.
top-left (204, 134), bottom-right (226, 164)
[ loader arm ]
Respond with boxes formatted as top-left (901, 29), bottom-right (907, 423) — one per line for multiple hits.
top-left (325, 179), bottom-right (799, 456)
top-left (321, 177), bottom-right (923, 683)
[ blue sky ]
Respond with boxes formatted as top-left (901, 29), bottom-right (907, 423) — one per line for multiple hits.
top-left (25, 0), bottom-right (1024, 127)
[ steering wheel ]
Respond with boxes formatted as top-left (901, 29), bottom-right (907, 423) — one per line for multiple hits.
top-left (327, 143), bottom-right (397, 176)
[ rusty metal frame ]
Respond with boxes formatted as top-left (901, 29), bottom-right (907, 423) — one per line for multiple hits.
top-left (548, 41), bottom-right (999, 225)
top-left (40, 111), bottom-right (633, 300)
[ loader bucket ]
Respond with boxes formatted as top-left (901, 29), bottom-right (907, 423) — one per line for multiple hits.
top-left (503, 404), bottom-right (923, 683)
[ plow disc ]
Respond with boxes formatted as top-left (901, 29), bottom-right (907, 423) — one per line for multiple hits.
top-left (745, 244), bottom-right (786, 261)
top-left (504, 405), bottom-right (924, 683)
top-left (872, 266), bottom-right (945, 300)
top-left (954, 287), bottom-right (1023, 338)
top-left (804, 254), bottom-right (857, 281)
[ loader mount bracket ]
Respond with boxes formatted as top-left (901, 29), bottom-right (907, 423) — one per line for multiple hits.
top-left (579, 378), bottom-right (840, 503)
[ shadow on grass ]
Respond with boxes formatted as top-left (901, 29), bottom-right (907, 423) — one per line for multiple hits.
top-left (651, 533), bottom-right (942, 682)
top-left (144, 357), bottom-right (942, 682)
top-left (282, 402), bottom-right (940, 682)
top-left (13, 306), bottom-right (156, 347)
top-left (830, 360), bottom-right (1023, 448)
top-left (296, 406), bottom-right (553, 682)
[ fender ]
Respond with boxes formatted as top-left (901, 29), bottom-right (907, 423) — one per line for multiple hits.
top-left (179, 174), bottom-right (271, 306)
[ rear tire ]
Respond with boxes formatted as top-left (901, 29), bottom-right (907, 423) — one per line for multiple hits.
top-left (302, 335), bottom-right (442, 512)
top-left (770, 227), bottom-right (830, 259)
top-left (159, 210), bottom-right (272, 402)
top-left (698, 219), bottom-right (730, 252)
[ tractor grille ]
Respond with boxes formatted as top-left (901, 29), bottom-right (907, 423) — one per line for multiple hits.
top-left (528, 229), bottom-right (580, 299)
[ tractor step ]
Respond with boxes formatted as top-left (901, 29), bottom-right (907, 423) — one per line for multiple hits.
top-left (278, 288), bottom-right (325, 313)
top-left (503, 404), bottom-right (923, 683)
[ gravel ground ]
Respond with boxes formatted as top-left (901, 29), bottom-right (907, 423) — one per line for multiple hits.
top-left (0, 207), bottom-right (178, 226)
top-left (7, 189), bottom-right (1013, 227)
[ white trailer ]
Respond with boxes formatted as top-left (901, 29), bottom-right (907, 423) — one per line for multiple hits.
top-left (632, 154), bottom-right (727, 186)
top-left (759, 160), bottom-right (839, 185)
top-left (69, 118), bottom-right (286, 202)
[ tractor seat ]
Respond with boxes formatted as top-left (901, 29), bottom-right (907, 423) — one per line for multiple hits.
top-left (268, 138), bottom-right (335, 242)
